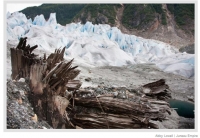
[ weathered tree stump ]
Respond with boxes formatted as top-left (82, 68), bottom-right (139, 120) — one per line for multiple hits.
top-left (10, 37), bottom-right (39, 80)
top-left (10, 38), bottom-right (81, 128)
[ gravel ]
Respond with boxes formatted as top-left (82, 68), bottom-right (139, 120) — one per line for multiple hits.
top-left (7, 80), bottom-right (52, 129)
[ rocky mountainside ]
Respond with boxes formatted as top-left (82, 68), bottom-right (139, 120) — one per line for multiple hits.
top-left (125, 4), bottom-right (194, 49)
top-left (20, 3), bottom-right (194, 48)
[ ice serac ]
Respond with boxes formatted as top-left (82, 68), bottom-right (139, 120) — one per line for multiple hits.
top-left (33, 14), bottom-right (46, 26)
top-left (7, 12), bottom-right (11, 18)
top-left (7, 12), bottom-right (28, 29)
top-left (46, 13), bottom-right (57, 25)
top-left (6, 12), bottom-right (195, 78)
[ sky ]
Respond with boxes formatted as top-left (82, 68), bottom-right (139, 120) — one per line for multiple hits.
top-left (6, 3), bottom-right (42, 13)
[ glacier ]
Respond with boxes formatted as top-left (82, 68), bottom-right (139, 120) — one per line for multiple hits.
top-left (6, 12), bottom-right (194, 78)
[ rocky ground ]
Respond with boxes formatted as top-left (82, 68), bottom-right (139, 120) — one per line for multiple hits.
top-left (7, 80), bottom-right (52, 129)
top-left (76, 63), bottom-right (194, 103)
top-left (179, 44), bottom-right (195, 54)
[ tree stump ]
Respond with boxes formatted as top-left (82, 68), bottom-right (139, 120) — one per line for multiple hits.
top-left (10, 38), bottom-right (81, 128)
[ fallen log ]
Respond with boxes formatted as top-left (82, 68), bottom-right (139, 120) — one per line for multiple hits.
top-left (143, 79), bottom-right (166, 88)
top-left (67, 80), bottom-right (172, 128)
top-left (141, 79), bottom-right (171, 100)
top-left (72, 113), bottom-right (156, 129)
top-left (73, 93), bottom-right (170, 121)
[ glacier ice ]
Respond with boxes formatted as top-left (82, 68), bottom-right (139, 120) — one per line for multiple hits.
top-left (7, 11), bottom-right (11, 18)
top-left (46, 13), bottom-right (57, 25)
top-left (13, 26), bottom-right (25, 39)
top-left (7, 12), bottom-right (28, 29)
top-left (33, 14), bottom-right (46, 26)
top-left (6, 12), bottom-right (195, 78)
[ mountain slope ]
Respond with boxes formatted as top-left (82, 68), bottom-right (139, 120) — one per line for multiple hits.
top-left (120, 4), bottom-right (194, 48)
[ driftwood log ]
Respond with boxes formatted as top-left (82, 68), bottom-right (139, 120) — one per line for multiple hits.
top-left (10, 38), bottom-right (173, 129)
top-left (69, 83), bottom-right (172, 129)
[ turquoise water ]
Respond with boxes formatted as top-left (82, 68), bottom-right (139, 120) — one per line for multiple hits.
top-left (168, 99), bottom-right (194, 118)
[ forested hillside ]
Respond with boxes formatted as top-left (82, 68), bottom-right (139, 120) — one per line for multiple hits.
top-left (21, 4), bottom-right (85, 25)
